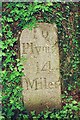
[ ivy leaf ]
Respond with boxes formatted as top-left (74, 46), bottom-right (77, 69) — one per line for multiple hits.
top-left (72, 100), bottom-right (77, 105)
top-left (0, 33), bottom-right (2, 37)
top-left (7, 18), bottom-right (13, 22)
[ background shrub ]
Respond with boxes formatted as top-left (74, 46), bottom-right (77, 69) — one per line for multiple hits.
top-left (1, 2), bottom-right (80, 120)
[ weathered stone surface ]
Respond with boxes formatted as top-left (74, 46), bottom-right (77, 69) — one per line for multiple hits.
top-left (20, 23), bottom-right (61, 113)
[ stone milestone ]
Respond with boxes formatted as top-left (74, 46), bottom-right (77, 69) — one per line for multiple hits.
top-left (20, 23), bottom-right (61, 113)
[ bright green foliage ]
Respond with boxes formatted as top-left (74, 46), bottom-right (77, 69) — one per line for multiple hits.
top-left (2, 2), bottom-right (80, 120)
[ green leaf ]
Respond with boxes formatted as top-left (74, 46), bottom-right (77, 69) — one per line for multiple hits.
top-left (72, 100), bottom-right (77, 105)
top-left (7, 18), bottom-right (13, 22)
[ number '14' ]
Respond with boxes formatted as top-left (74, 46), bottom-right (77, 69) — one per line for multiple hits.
top-left (36, 61), bottom-right (53, 73)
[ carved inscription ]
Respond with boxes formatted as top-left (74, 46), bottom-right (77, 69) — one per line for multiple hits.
top-left (34, 29), bottom-right (49, 41)
top-left (42, 31), bottom-right (48, 39)
top-left (22, 43), bottom-right (50, 54)
top-left (25, 77), bottom-right (60, 90)
top-left (41, 61), bottom-right (53, 72)
top-left (36, 61), bottom-right (54, 73)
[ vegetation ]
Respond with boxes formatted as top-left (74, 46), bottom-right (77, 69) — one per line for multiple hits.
top-left (1, 2), bottom-right (80, 120)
